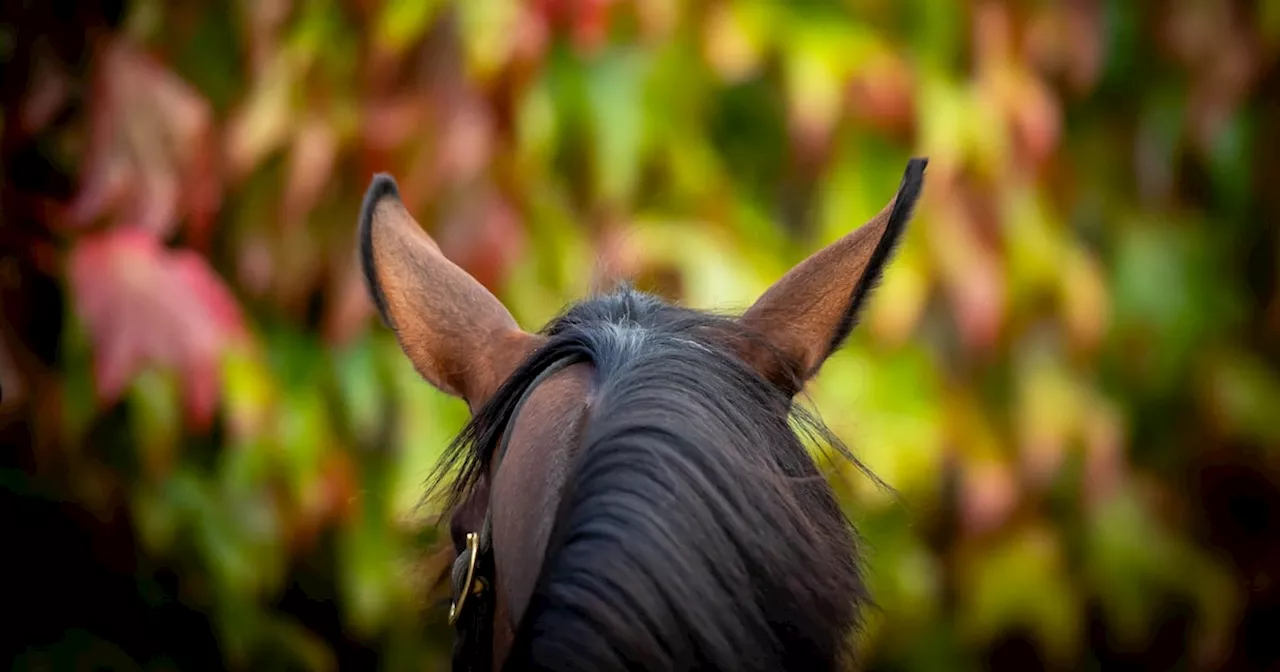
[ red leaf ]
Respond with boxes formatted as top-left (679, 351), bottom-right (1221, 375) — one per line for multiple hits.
top-left (1011, 76), bottom-right (1061, 167)
top-left (361, 95), bottom-right (432, 153)
top-left (846, 54), bottom-right (915, 136)
top-left (64, 39), bottom-right (221, 246)
top-left (960, 461), bottom-right (1019, 536)
top-left (436, 99), bottom-right (494, 188)
top-left (570, 0), bottom-right (614, 54)
top-left (930, 190), bottom-right (1007, 354)
top-left (533, 0), bottom-right (616, 55)
top-left (514, 3), bottom-right (552, 64)
top-left (69, 229), bottom-right (246, 430)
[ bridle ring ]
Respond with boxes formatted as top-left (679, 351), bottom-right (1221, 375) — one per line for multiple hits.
top-left (449, 531), bottom-right (480, 625)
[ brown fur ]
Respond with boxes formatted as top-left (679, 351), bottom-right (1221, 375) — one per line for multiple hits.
top-left (739, 189), bottom-right (917, 391)
top-left (359, 159), bottom-right (928, 670)
top-left (363, 184), bottom-right (545, 409)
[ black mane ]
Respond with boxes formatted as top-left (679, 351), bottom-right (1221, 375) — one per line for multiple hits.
top-left (427, 287), bottom-right (870, 671)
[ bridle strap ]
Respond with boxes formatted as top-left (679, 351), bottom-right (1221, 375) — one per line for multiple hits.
top-left (450, 352), bottom-right (587, 670)
top-left (482, 351), bottom-right (585, 549)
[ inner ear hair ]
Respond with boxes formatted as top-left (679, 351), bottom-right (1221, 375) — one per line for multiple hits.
top-left (736, 157), bottom-right (928, 393)
top-left (359, 172), bottom-right (545, 407)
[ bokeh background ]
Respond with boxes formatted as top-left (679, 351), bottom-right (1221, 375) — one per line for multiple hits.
top-left (3, 1), bottom-right (1280, 670)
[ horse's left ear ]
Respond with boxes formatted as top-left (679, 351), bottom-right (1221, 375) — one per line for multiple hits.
top-left (736, 158), bottom-right (927, 395)
top-left (359, 174), bottom-right (546, 410)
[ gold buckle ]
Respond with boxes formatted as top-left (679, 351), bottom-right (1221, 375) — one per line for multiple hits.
top-left (448, 532), bottom-right (480, 625)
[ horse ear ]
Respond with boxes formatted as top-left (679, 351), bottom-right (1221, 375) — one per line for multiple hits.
top-left (360, 174), bottom-right (545, 409)
top-left (737, 158), bottom-right (927, 395)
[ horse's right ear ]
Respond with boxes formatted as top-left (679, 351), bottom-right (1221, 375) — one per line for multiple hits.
top-left (735, 158), bottom-right (927, 396)
top-left (360, 174), bottom-right (546, 410)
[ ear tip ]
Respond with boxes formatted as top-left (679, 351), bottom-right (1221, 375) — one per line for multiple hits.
top-left (359, 172), bottom-right (402, 323)
top-left (363, 173), bottom-right (402, 214)
top-left (898, 157), bottom-right (928, 200)
top-left (358, 172), bottom-right (403, 251)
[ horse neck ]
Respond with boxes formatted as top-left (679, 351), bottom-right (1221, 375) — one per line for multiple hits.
top-left (501, 343), bottom-right (865, 672)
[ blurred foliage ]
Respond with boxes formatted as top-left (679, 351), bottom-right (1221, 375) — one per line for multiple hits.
top-left (3, 0), bottom-right (1280, 670)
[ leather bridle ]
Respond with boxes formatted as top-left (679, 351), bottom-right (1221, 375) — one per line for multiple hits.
top-left (447, 352), bottom-right (586, 671)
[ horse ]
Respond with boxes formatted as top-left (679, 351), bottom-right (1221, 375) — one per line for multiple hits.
top-left (358, 157), bottom-right (927, 671)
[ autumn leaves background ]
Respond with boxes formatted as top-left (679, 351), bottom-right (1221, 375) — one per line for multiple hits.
top-left (3, 1), bottom-right (1280, 670)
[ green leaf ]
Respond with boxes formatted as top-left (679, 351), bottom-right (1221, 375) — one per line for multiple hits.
top-left (337, 499), bottom-right (401, 638)
top-left (916, 72), bottom-right (971, 169)
top-left (501, 191), bottom-right (594, 328)
top-left (1002, 184), bottom-right (1067, 305)
top-left (58, 312), bottom-right (98, 446)
top-left (221, 347), bottom-right (276, 444)
top-left (374, 0), bottom-right (445, 54)
top-left (1083, 486), bottom-right (1241, 652)
top-left (1265, 0), bottom-right (1280, 48)
top-left (515, 73), bottom-right (560, 174)
top-left (857, 506), bottom-right (943, 631)
top-left (332, 336), bottom-right (386, 450)
top-left (905, 0), bottom-right (964, 72)
top-left (388, 338), bottom-right (470, 519)
top-left (586, 47), bottom-right (651, 207)
top-left (132, 481), bottom-right (181, 556)
top-left (959, 525), bottom-right (1082, 663)
top-left (172, 2), bottom-right (242, 114)
top-left (286, 0), bottom-right (356, 78)
top-left (1205, 110), bottom-right (1254, 217)
top-left (810, 345), bottom-right (945, 504)
top-left (128, 368), bottom-right (183, 479)
top-left (457, 0), bottom-right (522, 82)
top-left (1109, 220), bottom-right (1245, 394)
top-left (623, 216), bottom-right (770, 311)
top-left (816, 132), bottom-right (914, 247)
top-left (781, 16), bottom-right (880, 138)
top-left (1200, 348), bottom-right (1280, 448)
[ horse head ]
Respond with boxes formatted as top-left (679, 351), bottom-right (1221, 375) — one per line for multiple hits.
top-left (359, 158), bottom-right (927, 671)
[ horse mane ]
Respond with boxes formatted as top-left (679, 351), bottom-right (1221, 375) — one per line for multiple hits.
top-left (424, 286), bottom-right (872, 671)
